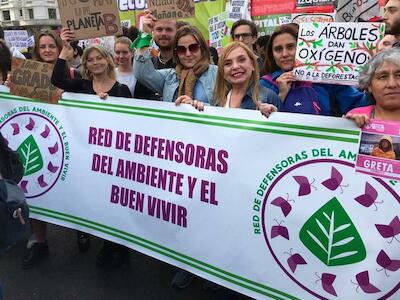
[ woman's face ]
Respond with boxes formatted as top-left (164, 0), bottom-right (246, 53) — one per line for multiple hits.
top-left (176, 35), bottom-right (202, 68)
top-left (38, 36), bottom-right (60, 64)
top-left (380, 139), bottom-right (391, 151)
top-left (272, 33), bottom-right (297, 72)
top-left (114, 43), bottom-right (133, 67)
top-left (369, 61), bottom-right (400, 110)
top-left (86, 50), bottom-right (108, 76)
top-left (223, 46), bottom-right (254, 87)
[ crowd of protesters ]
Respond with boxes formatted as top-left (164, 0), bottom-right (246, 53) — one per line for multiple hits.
top-left (0, 0), bottom-right (399, 296)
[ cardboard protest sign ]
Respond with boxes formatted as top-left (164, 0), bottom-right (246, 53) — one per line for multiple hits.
top-left (57, 0), bottom-right (122, 40)
top-left (336, 0), bottom-right (380, 22)
top-left (292, 13), bottom-right (335, 24)
top-left (147, 0), bottom-right (195, 20)
top-left (294, 22), bottom-right (385, 85)
top-left (10, 58), bottom-right (59, 103)
top-left (4, 30), bottom-right (28, 50)
top-left (356, 120), bottom-right (400, 180)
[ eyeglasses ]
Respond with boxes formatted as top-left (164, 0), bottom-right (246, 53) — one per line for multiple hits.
top-left (233, 33), bottom-right (253, 40)
top-left (175, 43), bottom-right (200, 55)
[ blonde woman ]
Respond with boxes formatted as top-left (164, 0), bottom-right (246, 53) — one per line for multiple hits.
top-left (51, 29), bottom-right (131, 99)
top-left (213, 41), bottom-right (279, 116)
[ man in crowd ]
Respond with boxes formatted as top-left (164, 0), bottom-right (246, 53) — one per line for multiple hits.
top-left (134, 19), bottom-right (177, 100)
top-left (383, 0), bottom-right (400, 44)
top-left (230, 19), bottom-right (265, 75)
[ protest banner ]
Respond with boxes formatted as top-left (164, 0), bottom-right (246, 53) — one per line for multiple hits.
top-left (208, 12), bottom-right (229, 50)
top-left (118, 0), bottom-right (225, 43)
top-left (0, 86), bottom-right (399, 299)
top-left (253, 14), bottom-right (292, 36)
top-left (4, 30), bottom-right (28, 50)
top-left (146, 0), bottom-right (195, 20)
top-left (57, 0), bottom-right (122, 40)
top-left (336, 0), bottom-right (380, 22)
top-left (294, 22), bottom-right (385, 85)
top-left (10, 58), bottom-right (59, 103)
top-left (251, 0), bottom-right (295, 16)
top-left (356, 120), bottom-right (400, 180)
top-left (228, 0), bottom-right (250, 20)
top-left (291, 13), bottom-right (335, 24)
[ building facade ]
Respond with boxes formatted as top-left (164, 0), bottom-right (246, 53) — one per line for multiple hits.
top-left (0, 0), bottom-right (60, 30)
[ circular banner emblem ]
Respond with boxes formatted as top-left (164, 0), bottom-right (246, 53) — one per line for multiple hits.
top-left (1, 112), bottom-right (66, 198)
top-left (262, 159), bottom-right (399, 299)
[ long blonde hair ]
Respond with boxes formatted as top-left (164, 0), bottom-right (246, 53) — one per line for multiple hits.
top-left (213, 42), bottom-right (260, 107)
top-left (81, 45), bottom-right (116, 80)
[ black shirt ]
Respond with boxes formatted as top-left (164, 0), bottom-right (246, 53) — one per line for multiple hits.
top-left (52, 58), bottom-right (132, 98)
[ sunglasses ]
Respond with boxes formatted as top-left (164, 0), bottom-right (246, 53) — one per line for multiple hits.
top-left (175, 43), bottom-right (200, 55)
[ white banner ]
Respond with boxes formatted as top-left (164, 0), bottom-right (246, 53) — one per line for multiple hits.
top-left (0, 86), bottom-right (399, 299)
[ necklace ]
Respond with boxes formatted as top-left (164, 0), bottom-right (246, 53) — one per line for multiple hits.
top-left (158, 52), bottom-right (169, 65)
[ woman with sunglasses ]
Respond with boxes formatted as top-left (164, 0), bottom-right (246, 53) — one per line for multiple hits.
top-left (133, 11), bottom-right (216, 107)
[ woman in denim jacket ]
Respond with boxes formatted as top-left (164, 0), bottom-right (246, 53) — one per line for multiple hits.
top-left (134, 11), bottom-right (216, 106)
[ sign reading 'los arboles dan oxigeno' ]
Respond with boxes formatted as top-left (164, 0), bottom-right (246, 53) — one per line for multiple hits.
top-left (294, 22), bottom-right (385, 86)
top-left (57, 0), bottom-right (122, 40)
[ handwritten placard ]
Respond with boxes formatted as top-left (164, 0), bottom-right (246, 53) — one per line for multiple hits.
top-left (57, 0), bottom-right (122, 40)
top-left (147, 0), bottom-right (195, 20)
top-left (208, 12), bottom-right (228, 50)
top-left (4, 30), bottom-right (28, 50)
top-left (10, 58), bottom-right (59, 103)
top-left (294, 22), bottom-right (385, 85)
top-left (291, 13), bottom-right (335, 25)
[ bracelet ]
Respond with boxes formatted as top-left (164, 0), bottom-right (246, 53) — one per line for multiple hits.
top-left (130, 32), bottom-right (153, 50)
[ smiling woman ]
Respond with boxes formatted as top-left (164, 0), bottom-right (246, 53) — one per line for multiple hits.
top-left (51, 28), bottom-right (131, 99)
top-left (213, 42), bottom-right (279, 117)
top-left (133, 10), bottom-right (216, 107)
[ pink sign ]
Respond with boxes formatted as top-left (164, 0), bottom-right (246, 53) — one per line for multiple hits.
top-left (356, 120), bottom-right (400, 180)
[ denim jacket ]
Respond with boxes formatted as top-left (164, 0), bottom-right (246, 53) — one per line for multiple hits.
top-left (134, 51), bottom-right (217, 103)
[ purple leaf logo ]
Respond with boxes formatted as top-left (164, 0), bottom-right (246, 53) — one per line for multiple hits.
top-left (40, 125), bottom-right (50, 138)
top-left (354, 182), bottom-right (383, 210)
top-left (321, 167), bottom-right (348, 193)
top-left (375, 216), bottom-right (400, 243)
top-left (48, 142), bottom-right (58, 155)
top-left (376, 250), bottom-right (400, 276)
top-left (316, 272), bottom-right (337, 296)
top-left (271, 219), bottom-right (289, 240)
top-left (25, 117), bottom-right (35, 131)
top-left (11, 123), bottom-right (20, 135)
top-left (271, 194), bottom-right (294, 217)
top-left (293, 176), bottom-right (316, 196)
top-left (20, 180), bottom-right (28, 193)
top-left (37, 175), bottom-right (48, 188)
top-left (352, 271), bottom-right (381, 293)
top-left (284, 249), bottom-right (306, 273)
top-left (47, 162), bottom-right (59, 173)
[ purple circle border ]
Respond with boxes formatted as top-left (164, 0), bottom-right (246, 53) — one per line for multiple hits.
top-left (0, 112), bottom-right (65, 199)
top-left (260, 158), bottom-right (400, 300)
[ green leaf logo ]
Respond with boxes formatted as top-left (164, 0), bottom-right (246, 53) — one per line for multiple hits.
top-left (299, 197), bottom-right (366, 266)
top-left (17, 134), bottom-right (44, 176)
